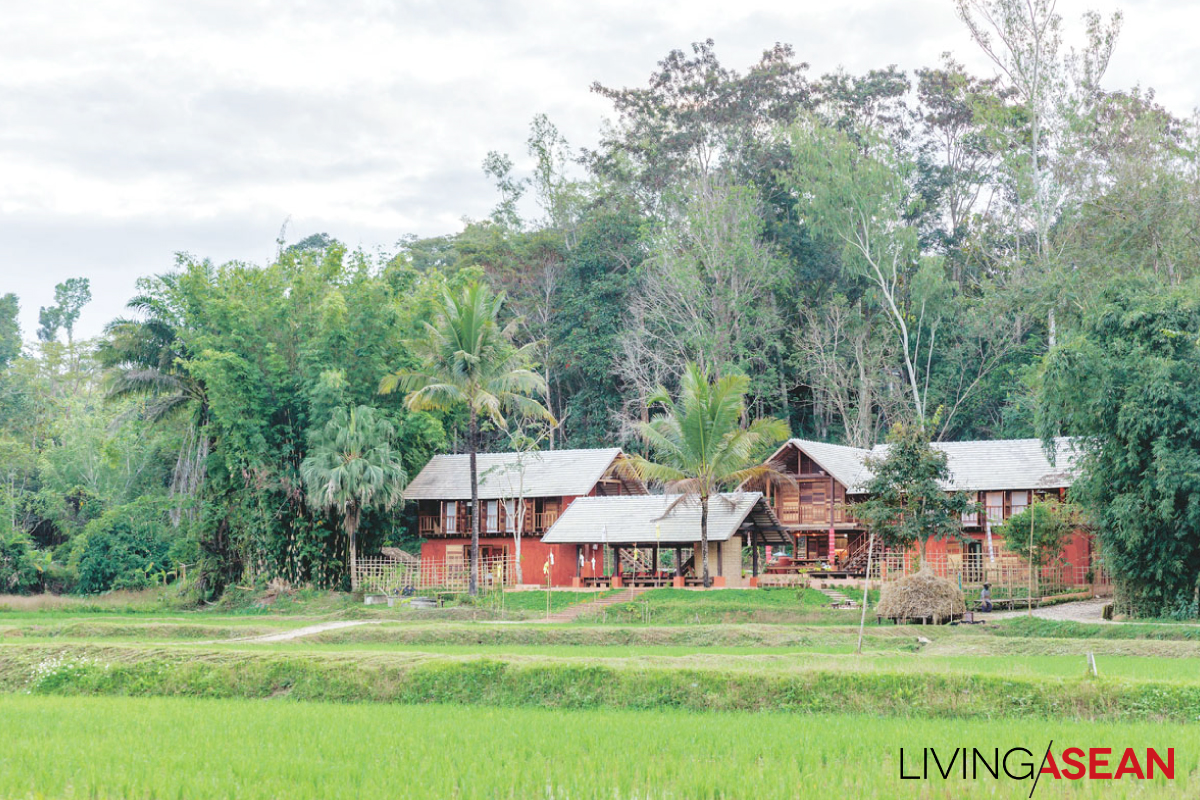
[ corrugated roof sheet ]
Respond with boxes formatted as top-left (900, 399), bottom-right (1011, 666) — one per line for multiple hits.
top-left (542, 492), bottom-right (787, 545)
top-left (403, 447), bottom-right (628, 501)
top-left (776, 437), bottom-right (1078, 493)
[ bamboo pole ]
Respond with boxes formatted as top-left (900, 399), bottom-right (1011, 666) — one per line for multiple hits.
top-left (856, 533), bottom-right (875, 654)
top-left (1028, 506), bottom-right (1035, 617)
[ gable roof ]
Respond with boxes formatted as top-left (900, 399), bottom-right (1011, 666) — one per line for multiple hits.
top-left (403, 447), bottom-right (636, 501)
top-left (773, 437), bottom-right (1078, 493)
top-left (541, 492), bottom-right (790, 545)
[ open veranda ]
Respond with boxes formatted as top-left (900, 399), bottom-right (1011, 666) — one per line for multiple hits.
top-left (1, 586), bottom-right (1198, 799)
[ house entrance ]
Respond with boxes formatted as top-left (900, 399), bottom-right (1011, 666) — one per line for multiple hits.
top-left (965, 540), bottom-right (984, 583)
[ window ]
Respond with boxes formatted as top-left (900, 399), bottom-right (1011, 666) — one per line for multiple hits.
top-left (985, 492), bottom-right (1004, 526)
top-left (502, 500), bottom-right (516, 532)
top-left (1010, 491), bottom-right (1029, 516)
top-left (486, 500), bottom-right (499, 532)
top-left (443, 501), bottom-right (457, 534)
top-left (961, 493), bottom-right (979, 526)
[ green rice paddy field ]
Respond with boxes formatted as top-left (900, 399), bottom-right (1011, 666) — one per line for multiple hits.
top-left (2, 695), bottom-right (1194, 799)
top-left (2, 591), bottom-right (1199, 797)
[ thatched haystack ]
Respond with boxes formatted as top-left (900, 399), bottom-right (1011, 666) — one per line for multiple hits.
top-left (877, 567), bottom-right (965, 624)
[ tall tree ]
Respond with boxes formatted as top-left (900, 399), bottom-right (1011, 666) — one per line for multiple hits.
top-left (0, 293), bottom-right (21, 369)
top-left (854, 419), bottom-right (975, 564)
top-left (300, 406), bottom-right (407, 591)
top-left (955, 0), bottom-right (1122, 345)
top-left (587, 40), bottom-right (810, 210)
top-left (1038, 277), bottom-right (1200, 616)
top-left (98, 272), bottom-right (210, 524)
top-left (380, 281), bottom-right (550, 595)
top-left (628, 363), bottom-right (789, 586)
top-left (37, 278), bottom-right (91, 346)
top-left (618, 176), bottom-right (785, 423)
top-left (784, 118), bottom-right (936, 421)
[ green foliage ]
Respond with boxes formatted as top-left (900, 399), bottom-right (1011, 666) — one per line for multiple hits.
top-left (1039, 277), bottom-right (1200, 615)
top-left (996, 498), bottom-right (1078, 566)
top-left (382, 281), bottom-right (549, 429)
top-left (71, 499), bottom-right (175, 594)
top-left (854, 420), bottom-right (975, 560)
top-left (0, 529), bottom-right (39, 594)
top-left (629, 363), bottom-right (789, 585)
top-left (2, 23), bottom-right (1198, 609)
top-left (383, 280), bottom-right (550, 594)
top-left (0, 293), bottom-right (20, 368)
top-left (37, 278), bottom-right (91, 343)
top-left (300, 406), bottom-right (407, 589)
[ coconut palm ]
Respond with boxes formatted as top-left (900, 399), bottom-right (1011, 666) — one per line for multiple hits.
top-left (628, 363), bottom-right (790, 587)
top-left (300, 406), bottom-right (408, 591)
top-left (97, 272), bottom-right (211, 524)
top-left (379, 281), bottom-right (551, 595)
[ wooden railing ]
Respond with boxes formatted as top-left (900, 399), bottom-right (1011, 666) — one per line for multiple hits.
top-left (356, 554), bottom-right (517, 593)
top-left (418, 511), bottom-right (557, 536)
top-left (871, 552), bottom-right (1111, 596)
top-left (773, 502), bottom-right (857, 527)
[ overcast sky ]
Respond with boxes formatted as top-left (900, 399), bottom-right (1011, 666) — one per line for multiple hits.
top-left (3, 0), bottom-right (1194, 340)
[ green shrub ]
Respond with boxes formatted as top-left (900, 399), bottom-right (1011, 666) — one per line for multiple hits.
top-left (0, 530), bottom-right (39, 594)
top-left (71, 500), bottom-right (174, 594)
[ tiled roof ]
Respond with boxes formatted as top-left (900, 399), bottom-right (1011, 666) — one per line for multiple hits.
top-left (403, 448), bottom-right (632, 501)
top-left (775, 437), bottom-right (1079, 493)
top-left (541, 492), bottom-right (788, 545)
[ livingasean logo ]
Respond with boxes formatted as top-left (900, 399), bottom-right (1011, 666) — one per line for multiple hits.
top-left (899, 742), bottom-right (1174, 795)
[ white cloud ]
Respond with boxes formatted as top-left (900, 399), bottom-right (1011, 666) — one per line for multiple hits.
top-left (1, 0), bottom-right (1195, 338)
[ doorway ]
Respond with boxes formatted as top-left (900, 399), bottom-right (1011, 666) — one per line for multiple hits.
top-left (965, 540), bottom-right (983, 583)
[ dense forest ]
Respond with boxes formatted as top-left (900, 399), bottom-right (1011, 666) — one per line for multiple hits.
top-left (2, 1), bottom-right (1198, 610)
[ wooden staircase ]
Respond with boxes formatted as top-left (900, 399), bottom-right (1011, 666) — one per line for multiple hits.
top-left (842, 536), bottom-right (884, 576)
top-left (540, 587), bottom-right (648, 623)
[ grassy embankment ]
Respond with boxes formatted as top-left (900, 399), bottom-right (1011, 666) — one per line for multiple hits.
top-left (3, 588), bottom-right (1200, 723)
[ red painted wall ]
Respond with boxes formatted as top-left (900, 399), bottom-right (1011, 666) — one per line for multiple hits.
top-left (922, 530), bottom-right (1093, 572)
top-left (420, 537), bottom-right (582, 586)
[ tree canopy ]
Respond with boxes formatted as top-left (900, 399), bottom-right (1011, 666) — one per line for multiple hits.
top-left (0, 8), bottom-right (1197, 611)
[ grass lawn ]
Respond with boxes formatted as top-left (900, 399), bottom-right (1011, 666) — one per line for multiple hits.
top-left (0, 695), bottom-right (1193, 799)
top-left (584, 586), bottom-right (859, 624)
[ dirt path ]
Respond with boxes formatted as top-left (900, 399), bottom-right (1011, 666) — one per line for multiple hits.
top-left (989, 598), bottom-right (1110, 623)
top-left (222, 620), bottom-right (383, 643)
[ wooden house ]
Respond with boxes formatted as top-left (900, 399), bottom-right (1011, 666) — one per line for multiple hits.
top-left (541, 492), bottom-right (789, 587)
top-left (751, 437), bottom-right (1087, 576)
top-left (403, 448), bottom-right (645, 586)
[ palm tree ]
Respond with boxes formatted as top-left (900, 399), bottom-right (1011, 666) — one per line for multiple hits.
top-left (380, 281), bottom-right (551, 595)
top-left (628, 363), bottom-right (790, 587)
top-left (97, 272), bottom-right (211, 524)
top-left (300, 406), bottom-right (408, 591)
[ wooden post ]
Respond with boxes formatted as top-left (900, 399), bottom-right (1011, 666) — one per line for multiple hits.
top-left (828, 476), bottom-right (836, 567)
top-left (675, 547), bottom-right (683, 578)
top-left (751, 531), bottom-right (759, 577)
top-left (1028, 503), bottom-right (1035, 616)
top-left (716, 542), bottom-right (723, 577)
top-left (856, 533), bottom-right (875, 654)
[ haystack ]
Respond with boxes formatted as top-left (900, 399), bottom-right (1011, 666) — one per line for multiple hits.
top-left (877, 566), bottom-right (965, 624)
